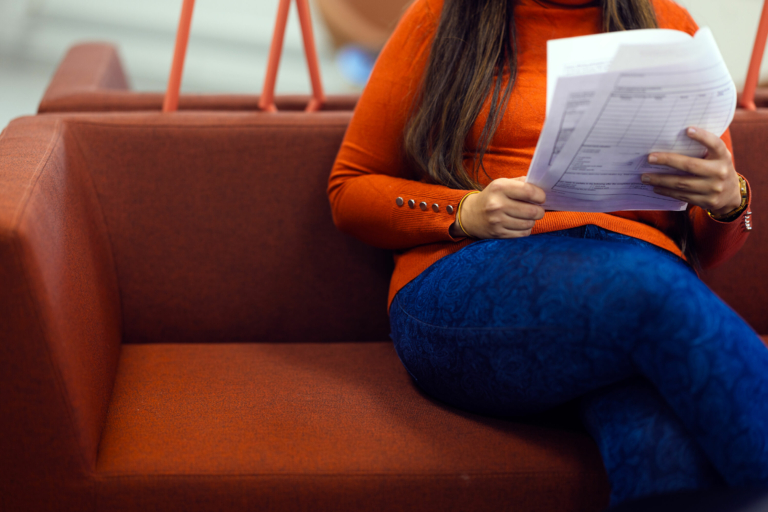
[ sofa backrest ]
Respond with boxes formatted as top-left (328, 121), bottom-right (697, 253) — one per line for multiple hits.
top-left (66, 112), bottom-right (392, 343)
top-left (38, 43), bottom-right (360, 114)
top-left (15, 109), bottom-right (767, 342)
top-left (40, 92), bottom-right (360, 114)
top-left (700, 109), bottom-right (768, 334)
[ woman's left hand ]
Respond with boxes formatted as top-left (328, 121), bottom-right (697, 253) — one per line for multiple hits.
top-left (641, 127), bottom-right (742, 216)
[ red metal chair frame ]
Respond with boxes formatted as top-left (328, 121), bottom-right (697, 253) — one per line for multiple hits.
top-left (162, 0), bottom-right (325, 113)
top-left (741, 0), bottom-right (768, 110)
top-left (163, 0), bottom-right (768, 112)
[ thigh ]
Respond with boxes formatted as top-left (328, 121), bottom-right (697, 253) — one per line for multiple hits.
top-left (394, 233), bottom-right (694, 331)
top-left (390, 234), bottom-right (699, 416)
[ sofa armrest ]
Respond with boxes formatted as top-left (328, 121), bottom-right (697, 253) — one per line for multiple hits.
top-left (0, 117), bottom-right (122, 507)
top-left (38, 43), bottom-right (130, 113)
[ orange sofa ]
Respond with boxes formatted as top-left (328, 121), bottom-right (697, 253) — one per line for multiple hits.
top-left (1, 111), bottom-right (616, 511)
top-left (1, 44), bottom-right (766, 512)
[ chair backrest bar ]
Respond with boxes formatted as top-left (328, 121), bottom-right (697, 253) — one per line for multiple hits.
top-left (259, 0), bottom-right (326, 112)
top-left (740, 0), bottom-right (768, 111)
top-left (163, 0), bottom-right (325, 113)
top-left (163, 0), bottom-right (196, 113)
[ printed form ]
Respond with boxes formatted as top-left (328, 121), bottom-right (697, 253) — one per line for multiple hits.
top-left (527, 28), bottom-right (737, 212)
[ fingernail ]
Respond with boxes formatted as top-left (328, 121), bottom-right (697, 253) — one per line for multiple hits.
top-left (688, 127), bottom-right (697, 135)
top-left (641, 175), bottom-right (650, 184)
top-left (648, 155), bottom-right (658, 163)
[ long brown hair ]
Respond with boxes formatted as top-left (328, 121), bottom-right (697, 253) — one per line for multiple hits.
top-left (404, 0), bottom-right (700, 266)
top-left (404, 0), bottom-right (658, 188)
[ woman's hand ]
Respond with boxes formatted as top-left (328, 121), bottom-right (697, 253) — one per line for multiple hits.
top-left (450, 177), bottom-right (546, 239)
top-left (641, 127), bottom-right (742, 216)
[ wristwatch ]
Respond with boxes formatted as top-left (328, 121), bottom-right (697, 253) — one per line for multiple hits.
top-left (708, 174), bottom-right (749, 223)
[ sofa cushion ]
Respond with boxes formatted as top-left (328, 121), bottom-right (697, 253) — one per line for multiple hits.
top-left (94, 342), bottom-right (609, 512)
top-left (64, 113), bottom-right (392, 344)
top-left (40, 91), bottom-right (359, 113)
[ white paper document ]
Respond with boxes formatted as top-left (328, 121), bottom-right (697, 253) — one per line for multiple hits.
top-left (526, 28), bottom-right (737, 212)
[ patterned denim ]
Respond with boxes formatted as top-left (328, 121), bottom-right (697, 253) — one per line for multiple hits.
top-left (389, 225), bottom-right (768, 505)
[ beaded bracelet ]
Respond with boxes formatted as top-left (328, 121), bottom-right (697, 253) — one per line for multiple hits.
top-left (456, 191), bottom-right (481, 238)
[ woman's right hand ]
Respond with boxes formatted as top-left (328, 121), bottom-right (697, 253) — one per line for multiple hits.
top-left (450, 177), bottom-right (546, 239)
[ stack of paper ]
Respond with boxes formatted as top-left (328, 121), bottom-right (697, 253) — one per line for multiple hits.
top-left (526, 28), bottom-right (736, 212)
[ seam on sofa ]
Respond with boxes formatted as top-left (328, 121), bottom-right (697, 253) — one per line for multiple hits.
top-left (67, 122), bottom-right (124, 329)
top-left (94, 470), bottom-right (605, 480)
top-left (66, 123), bottom-right (125, 469)
top-left (9, 121), bottom-right (94, 475)
top-left (7, 120), bottom-right (61, 232)
top-left (64, 118), bottom-right (352, 131)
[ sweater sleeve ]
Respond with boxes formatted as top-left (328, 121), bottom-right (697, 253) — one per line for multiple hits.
top-left (690, 177), bottom-right (752, 270)
top-left (653, 0), bottom-right (752, 269)
top-left (689, 125), bottom-right (751, 270)
top-left (327, 0), bottom-right (468, 250)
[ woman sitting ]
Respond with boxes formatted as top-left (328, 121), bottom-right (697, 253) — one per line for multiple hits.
top-left (327, 0), bottom-right (767, 505)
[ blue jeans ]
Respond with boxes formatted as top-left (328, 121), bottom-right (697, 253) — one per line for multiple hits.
top-left (389, 225), bottom-right (768, 505)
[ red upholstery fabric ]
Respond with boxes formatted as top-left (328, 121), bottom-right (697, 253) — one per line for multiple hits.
top-left (0, 110), bottom-right (765, 511)
top-left (40, 43), bottom-right (129, 102)
top-left (0, 113), bottom-right (608, 511)
top-left (93, 342), bottom-right (609, 512)
top-left (40, 90), bottom-right (360, 113)
top-left (740, 89), bottom-right (768, 109)
top-left (0, 117), bottom-right (122, 510)
top-left (700, 110), bottom-right (768, 333)
top-left (63, 112), bottom-right (391, 343)
top-left (37, 44), bottom-right (358, 114)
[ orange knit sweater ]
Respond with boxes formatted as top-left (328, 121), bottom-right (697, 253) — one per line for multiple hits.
top-left (328, 0), bottom-right (751, 308)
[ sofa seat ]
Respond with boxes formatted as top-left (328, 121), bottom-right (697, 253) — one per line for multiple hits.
top-left (93, 342), bottom-right (609, 511)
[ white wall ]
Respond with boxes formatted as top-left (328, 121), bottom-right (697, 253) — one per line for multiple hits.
top-left (0, 0), bottom-right (355, 127)
top-left (0, 0), bottom-right (350, 93)
top-left (679, 0), bottom-right (767, 88)
top-left (2, 0), bottom-right (764, 91)
top-left (1, 0), bottom-right (767, 129)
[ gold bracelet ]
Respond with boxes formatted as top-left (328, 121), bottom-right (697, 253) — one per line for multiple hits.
top-left (456, 191), bottom-right (481, 238)
top-left (708, 175), bottom-right (748, 222)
